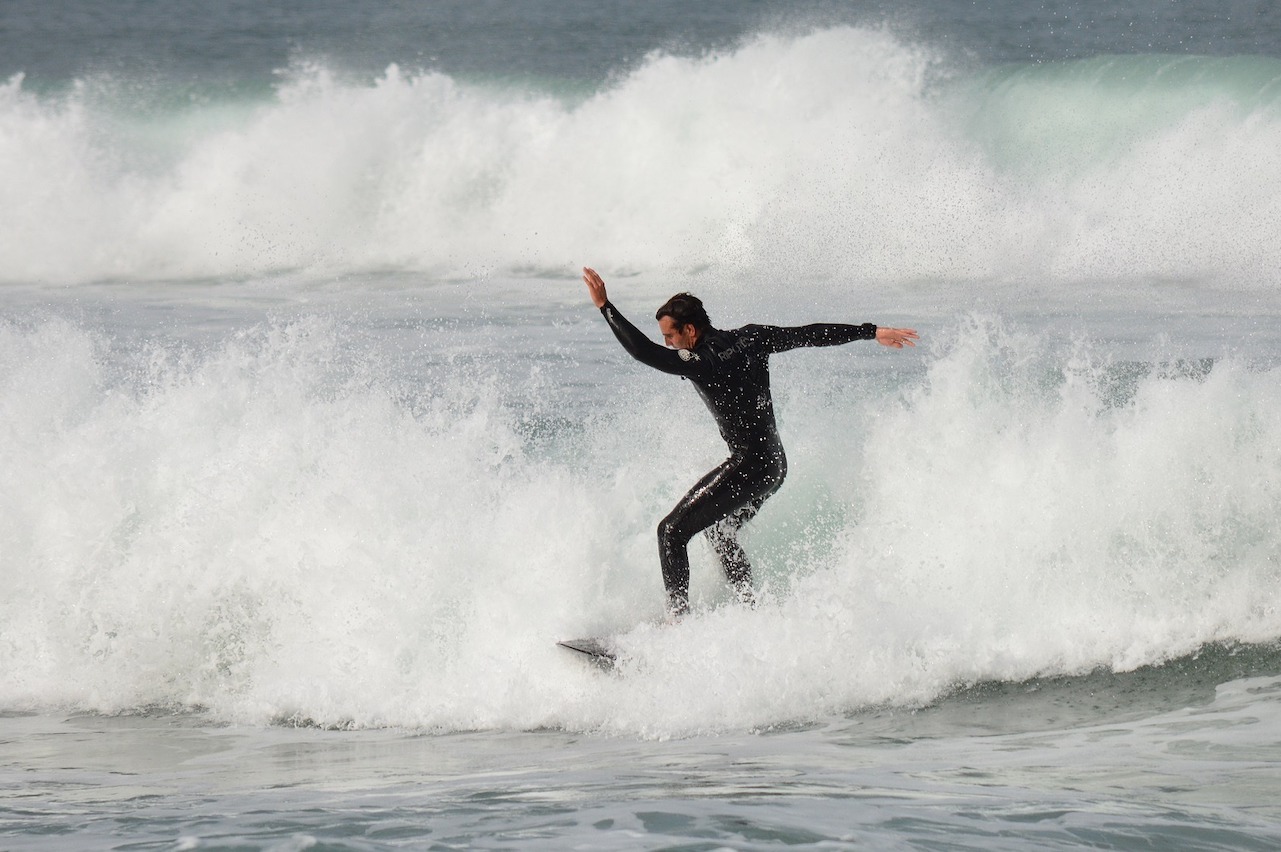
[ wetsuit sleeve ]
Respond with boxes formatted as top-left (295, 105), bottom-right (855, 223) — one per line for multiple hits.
top-left (751, 322), bottom-right (878, 354)
top-left (599, 301), bottom-right (694, 376)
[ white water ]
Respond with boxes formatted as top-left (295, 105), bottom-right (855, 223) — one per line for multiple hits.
top-left (3, 27), bottom-right (1281, 287)
top-left (3, 301), bottom-right (1278, 736)
top-left (3, 21), bottom-right (1280, 738)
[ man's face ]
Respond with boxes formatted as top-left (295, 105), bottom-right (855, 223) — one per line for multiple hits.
top-left (658, 316), bottom-right (698, 350)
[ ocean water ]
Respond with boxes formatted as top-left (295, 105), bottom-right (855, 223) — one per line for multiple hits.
top-left (3, 1), bottom-right (1281, 848)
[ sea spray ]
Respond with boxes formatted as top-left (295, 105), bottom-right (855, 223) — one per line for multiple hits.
top-left (848, 316), bottom-right (1281, 675)
top-left (2, 311), bottom-right (1277, 735)
top-left (3, 28), bottom-right (1281, 288)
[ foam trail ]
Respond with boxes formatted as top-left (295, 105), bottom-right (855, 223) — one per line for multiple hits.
top-left (2, 28), bottom-right (1281, 287)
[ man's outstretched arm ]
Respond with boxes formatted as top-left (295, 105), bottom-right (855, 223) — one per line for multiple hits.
top-left (582, 266), bottom-right (691, 375)
top-left (757, 322), bottom-right (919, 353)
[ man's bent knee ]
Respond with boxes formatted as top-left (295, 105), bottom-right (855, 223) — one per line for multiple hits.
top-left (657, 513), bottom-right (695, 550)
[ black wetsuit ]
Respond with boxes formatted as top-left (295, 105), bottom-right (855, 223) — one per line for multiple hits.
top-left (600, 300), bottom-right (877, 615)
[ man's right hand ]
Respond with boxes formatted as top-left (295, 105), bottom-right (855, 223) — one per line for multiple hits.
top-left (582, 267), bottom-right (608, 308)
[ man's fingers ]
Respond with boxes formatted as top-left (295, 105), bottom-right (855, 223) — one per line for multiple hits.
top-left (892, 328), bottom-right (918, 346)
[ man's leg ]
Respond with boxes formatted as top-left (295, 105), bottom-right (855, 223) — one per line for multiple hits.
top-left (705, 501), bottom-right (762, 605)
top-left (657, 459), bottom-right (741, 616)
top-left (657, 454), bottom-right (783, 617)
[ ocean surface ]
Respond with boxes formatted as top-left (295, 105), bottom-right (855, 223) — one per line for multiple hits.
top-left (3, 1), bottom-right (1281, 848)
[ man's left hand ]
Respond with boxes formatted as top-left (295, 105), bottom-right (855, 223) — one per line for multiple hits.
top-left (875, 327), bottom-right (918, 348)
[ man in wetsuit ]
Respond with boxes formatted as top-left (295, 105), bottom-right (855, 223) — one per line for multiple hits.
top-left (582, 267), bottom-right (918, 618)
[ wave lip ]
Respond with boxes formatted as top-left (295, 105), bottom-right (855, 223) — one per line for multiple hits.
top-left (2, 29), bottom-right (1281, 288)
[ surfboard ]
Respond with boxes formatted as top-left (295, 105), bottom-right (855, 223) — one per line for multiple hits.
top-left (557, 637), bottom-right (616, 670)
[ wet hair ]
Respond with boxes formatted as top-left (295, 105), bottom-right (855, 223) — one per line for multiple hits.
top-left (655, 292), bottom-right (711, 332)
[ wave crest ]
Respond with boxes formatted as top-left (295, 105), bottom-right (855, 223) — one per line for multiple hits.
top-left (2, 29), bottom-right (1280, 288)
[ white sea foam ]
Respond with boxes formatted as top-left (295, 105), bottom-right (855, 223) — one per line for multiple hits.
top-left (2, 311), bottom-right (1278, 735)
top-left (2, 27), bottom-right (1281, 288)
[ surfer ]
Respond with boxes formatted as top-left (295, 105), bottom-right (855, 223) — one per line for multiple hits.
top-left (582, 267), bottom-right (917, 618)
